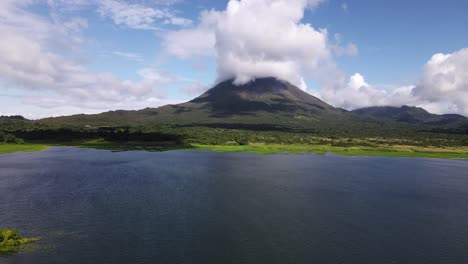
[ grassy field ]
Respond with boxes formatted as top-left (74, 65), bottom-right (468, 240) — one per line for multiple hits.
top-left (1, 141), bottom-right (468, 159)
top-left (57, 140), bottom-right (468, 159)
top-left (0, 144), bottom-right (49, 155)
top-left (191, 143), bottom-right (468, 159)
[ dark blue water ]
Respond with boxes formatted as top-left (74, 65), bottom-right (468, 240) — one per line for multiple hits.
top-left (1, 148), bottom-right (468, 264)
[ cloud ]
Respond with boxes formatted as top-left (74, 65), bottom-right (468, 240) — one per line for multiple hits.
top-left (113, 51), bottom-right (144, 62)
top-left (319, 48), bottom-right (468, 116)
top-left (163, 10), bottom-right (220, 58)
top-left (320, 73), bottom-right (416, 109)
top-left (98, 0), bottom-right (192, 30)
top-left (412, 48), bottom-right (468, 115)
top-left (333, 43), bottom-right (358, 57)
top-left (1, 94), bottom-right (177, 119)
top-left (0, 1), bottom-right (177, 116)
top-left (163, 0), bottom-right (359, 91)
top-left (0, 30), bottom-right (161, 102)
top-left (332, 33), bottom-right (358, 56)
top-left (341, 3), bottom-right (348, 13)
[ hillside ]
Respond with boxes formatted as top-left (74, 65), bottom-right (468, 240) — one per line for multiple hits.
top-left (0, 116), bottom-right (28, 121)
top-left (352, 106), bottom-right (468, 130)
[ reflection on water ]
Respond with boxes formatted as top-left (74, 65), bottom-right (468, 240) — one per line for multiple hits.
top-left (1, 147), bottom-right (468, 264)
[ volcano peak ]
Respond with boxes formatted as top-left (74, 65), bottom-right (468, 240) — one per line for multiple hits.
top-left (186, 77), bottom-right (336, 116)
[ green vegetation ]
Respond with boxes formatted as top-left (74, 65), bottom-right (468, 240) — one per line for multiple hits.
top-left (0, 229), bottom-right (40, 255)
top-left (0, 123), bottom-right (467, 158)
top-left (0, 144), bottom-right (48, 155)
top-left (352, 105), bottom-right (467, 128)
top-left (0, 122), bottom-right (467, 158)
top-left (192, 143), bottom-right (468, 158)
top-left (4, 136), bottom-right (464, 159)
top-left (69, 138), bottom-right (468, 158)
top-left (1, 136), bottom-right (467, 158)
top-left (0, 131), bottom-right (46, 154)
top-left (0, 131), bottom-right (24, 144)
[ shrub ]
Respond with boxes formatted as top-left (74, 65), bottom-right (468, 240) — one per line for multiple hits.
top-left (0, 132), bottom-right (24, 144)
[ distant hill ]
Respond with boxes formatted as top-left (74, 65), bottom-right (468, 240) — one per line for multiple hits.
top-left (352, 106), bottom-right (467, 128)
top-left (0, 115), bottom-right (28, 121)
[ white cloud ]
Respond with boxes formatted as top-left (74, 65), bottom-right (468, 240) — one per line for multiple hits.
top-left (0, 1), bottom-right (179, 117)
top-left (341, 3), bottom-right (348, 13)
top-left (332, 33), bottom-right (358, 56)
top-left (113, 51), bottom-right (144, 62)
top-left (412, 48), bottom-right (468, 115)
top-left (163, 10), bottom-right (220, 58)
top-left (333, 43), bottom-right (358, 57)
top-left (98, 0), bottom-right (192, 30)
top-left (321, 72), bottom-right (426, 111)
top-left (320, 48), bottom-right (468, 116)
top-left (163, 0), bottom-right (359, 91)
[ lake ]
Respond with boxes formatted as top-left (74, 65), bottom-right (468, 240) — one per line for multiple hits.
top-left (1, 147), bottom-right (468, 264)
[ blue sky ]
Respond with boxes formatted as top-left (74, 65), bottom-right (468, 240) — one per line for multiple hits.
top-left (1, 0), bottom-right (467, 118)
top-left (312, 0), bottom-right (468, 85)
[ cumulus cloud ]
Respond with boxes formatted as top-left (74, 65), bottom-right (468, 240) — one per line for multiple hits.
top-left (413, 48), bottom-right (468, 115)
top-left (0, 28), bottom-right (163, 102)
top-left (163, 10), bottom-right (221, 59)
top-left (320, 48), bottom-right (468, 116)
top-left (98, 0), bottom-right (192, 30)
top-left (0, 0), bottom-right (180, 117)
top-left (113, 51), bottom-right (144, 62)
top-left (320, 73), bottom-right (416, 109)
top-left (163, 0), bottom-right (360, 91)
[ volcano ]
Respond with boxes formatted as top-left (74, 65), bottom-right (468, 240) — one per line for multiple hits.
top-left (175, 77), bottom-right (340, 118)
top-left (37, 77), bottom-right (467, 134)
top-left (40, 77), bottom-right (351, 128)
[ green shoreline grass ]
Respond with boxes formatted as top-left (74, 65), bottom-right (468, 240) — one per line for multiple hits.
top-left (1, 141), bottom-right (467, 159)
top-left (0, 144), bottom-right (49, 155)
top-left (192, 143), bottom-right (468, 159)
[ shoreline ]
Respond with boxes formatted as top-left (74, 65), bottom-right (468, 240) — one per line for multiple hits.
top-left (1, 141), bottom-right (468, 159)
top-left (0, 144), bottom-right (49, 155)
top-left (191, 143), bottom-right (468, 159)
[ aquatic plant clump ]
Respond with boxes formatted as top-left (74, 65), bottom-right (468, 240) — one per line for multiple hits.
top-left (0, 229), bottom-right (40, 255)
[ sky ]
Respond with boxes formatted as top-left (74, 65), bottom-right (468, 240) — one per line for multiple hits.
top-left (0, 0), bottom-right (467, 119)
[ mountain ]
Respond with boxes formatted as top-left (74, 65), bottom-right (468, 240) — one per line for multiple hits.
top-left (39, 77), bottom-right (358, 129)
top-left (184, 77), bottom-right (337, 116)
top-left (0, 115), bottom-right (28, 121)
top-left (25, 77), bottom-right (467, 136)
top-left (352, 106), bottom-right (467, 128)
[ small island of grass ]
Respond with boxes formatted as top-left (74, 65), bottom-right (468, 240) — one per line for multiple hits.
top-left (0, 229), bottom-right (40, 255)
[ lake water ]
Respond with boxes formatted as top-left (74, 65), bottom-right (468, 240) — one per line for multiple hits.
top-left (1, 148), bottom-right (468, 264)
